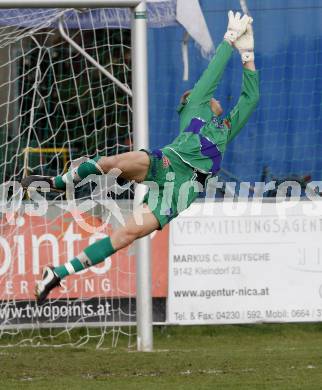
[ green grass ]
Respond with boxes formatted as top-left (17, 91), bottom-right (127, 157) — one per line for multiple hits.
top-left (1, 324), bottom-right (322, 389)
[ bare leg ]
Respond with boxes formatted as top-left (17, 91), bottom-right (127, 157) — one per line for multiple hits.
top-left (111, 204), bottom-right (159, 250)
top-left (97, 151), bottom-right (150, 183)
top-left (36, 204), bottom-right (159, 303)
top-left (21, 150), bottom-right (151, 191)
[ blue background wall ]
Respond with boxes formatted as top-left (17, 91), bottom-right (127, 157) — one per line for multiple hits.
top-left (147, 0), bottom-right (322, 182)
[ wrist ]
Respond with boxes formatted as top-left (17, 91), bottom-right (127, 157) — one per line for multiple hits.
top-left (224, 37), bottom-right (233, 46)
top-left (224, 30), bottom-right (237, 44)
top-left (241, 51), bottom-right (254, 64)
top-left (243, 60), bottom-right (256, 71)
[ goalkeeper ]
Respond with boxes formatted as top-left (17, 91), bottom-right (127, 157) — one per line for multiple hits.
top-left (22, 11), bottom-right (260, 303)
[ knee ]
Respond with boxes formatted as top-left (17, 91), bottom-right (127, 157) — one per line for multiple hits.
top-left (120, 224), bottom-right (145, 247)
top-left (127, 224), bottom-right (145, 241)
top-left (99, 155), bottom-right (121, 173)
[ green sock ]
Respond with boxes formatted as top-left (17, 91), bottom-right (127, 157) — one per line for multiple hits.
top-left (54, 156), bottom-right (102, 190)
top-left (54, 237), bottom-right (115, 279)
top-left (54, 175), bottom-right (66, 190)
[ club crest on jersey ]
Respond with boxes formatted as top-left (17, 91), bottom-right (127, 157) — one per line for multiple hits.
top-left (212, 116), bottom-right (225, 128)
top-left (162, 156), bottom-right (170, 168)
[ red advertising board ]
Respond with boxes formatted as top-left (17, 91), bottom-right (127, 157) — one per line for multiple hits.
top-left (0, 211), bottom-right (169, 300)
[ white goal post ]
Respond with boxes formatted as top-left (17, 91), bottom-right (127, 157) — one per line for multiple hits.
top-left (0, 0), bottom-right (152, 352)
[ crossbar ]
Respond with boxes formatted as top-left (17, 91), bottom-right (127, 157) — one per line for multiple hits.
top-left (0, 0), bottom-right (141, 8)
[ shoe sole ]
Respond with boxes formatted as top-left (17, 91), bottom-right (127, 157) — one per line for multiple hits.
top-left (34, 281), bottom-right (41, 300)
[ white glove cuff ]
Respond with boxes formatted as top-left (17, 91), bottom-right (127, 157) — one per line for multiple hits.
top-left (241, 51), bottom-right (255, 63)
top-left (224, 30), bottom-right (238, 43)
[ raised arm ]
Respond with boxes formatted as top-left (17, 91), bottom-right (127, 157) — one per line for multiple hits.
top-left (226, 23), bottom-right (259, 143)
top-left (187, 41), bottom-right (233, 106)
top-left (187, 11), bottom-right (252, 106)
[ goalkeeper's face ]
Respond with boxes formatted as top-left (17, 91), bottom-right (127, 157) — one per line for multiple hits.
top-left (210, 98), bottom-right (223, 116)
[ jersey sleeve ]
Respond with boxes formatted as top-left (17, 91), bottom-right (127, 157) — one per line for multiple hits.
top-left (226, 68), bottom-right (260, 143)
top-left (187, 40), bottom-right (233, 106)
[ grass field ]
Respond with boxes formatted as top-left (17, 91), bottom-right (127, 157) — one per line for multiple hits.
top-left (1, 324), bottom-right (322, 389)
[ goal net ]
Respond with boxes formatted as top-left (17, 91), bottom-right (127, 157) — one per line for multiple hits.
top-left (0, 7), bottom-right (138, 348)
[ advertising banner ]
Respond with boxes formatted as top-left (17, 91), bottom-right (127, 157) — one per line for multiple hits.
top-left (0, 203), bottom-right (168, 326)
top-left (168, 201), bottom-right (322, 324)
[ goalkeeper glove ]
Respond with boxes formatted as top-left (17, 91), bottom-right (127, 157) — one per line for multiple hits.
top-left (224, 10), bottom-right (252, 44)
top-left (234, 23), bottom-right (255, 63)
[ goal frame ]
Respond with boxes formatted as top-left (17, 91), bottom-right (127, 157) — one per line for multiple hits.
top-left (0, 0), bottom-right (152, 352)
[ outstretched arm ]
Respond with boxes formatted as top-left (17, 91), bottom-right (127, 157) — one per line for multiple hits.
top-left (187, 11), bottom-right (252, 106)
top-left (226, 23), bottom-right (259, 142)
top-left (187, 40), bottom-right (233, 106)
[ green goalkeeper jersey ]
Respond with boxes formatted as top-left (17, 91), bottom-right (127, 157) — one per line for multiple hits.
top-left (162, 40), bottom-right (260, 175)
